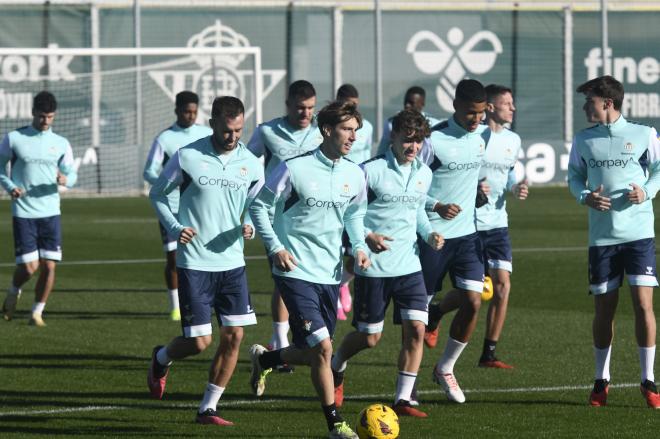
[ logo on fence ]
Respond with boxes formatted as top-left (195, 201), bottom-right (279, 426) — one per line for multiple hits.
top-left (148, 20), bottom-right (286, 122)
top-left (407, 28), bottom-right (502, 112)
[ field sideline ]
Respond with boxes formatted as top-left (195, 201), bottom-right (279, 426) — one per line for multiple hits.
top-left (1, 187), bottom-right (659, 438)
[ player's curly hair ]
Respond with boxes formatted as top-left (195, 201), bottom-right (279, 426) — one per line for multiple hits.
top-left (175, 91), bottom-right (199, 109)
top-left (391, 109), bottom-right (430, 142)
top-left (317, 100), bottom-right (363, 136)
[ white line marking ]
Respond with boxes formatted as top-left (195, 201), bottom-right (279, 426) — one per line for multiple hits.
top-left (0, 382), bottom-right (640, 417)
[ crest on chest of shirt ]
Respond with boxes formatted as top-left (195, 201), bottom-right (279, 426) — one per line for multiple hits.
top-left (342, 183), bottom-right (350, 194)
top-left (48, 146), bottom-right (57, 155)
top-left (240, 167), bottom-right (248, 177)
top-left (624, 142), bottom-right (634, 152)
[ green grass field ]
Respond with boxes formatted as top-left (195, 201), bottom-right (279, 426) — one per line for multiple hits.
top-left (1, 187), bottom-right (659, 438)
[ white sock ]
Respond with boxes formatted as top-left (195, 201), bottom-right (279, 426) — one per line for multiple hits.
top-left (8, 285), bottom-right (21, 296)
top-left (156, 346), bottom-right (172, 366)
top-left (32, 302), bottom-right (46, 316)
top-left (272, 321), bottom-right (290, 349)
top-left (394, 371), bottom-right (417, 403)
top-left (437, 337), bottom-right (467, 374)
top-left (341, 271), bottom-right (354, 285)
top-left (594, 346), bottom-right (612, 381)
top-left (199, 382), bottom-right (224, 413)
top-left (639, 346), bottom-right (656, 383)
top-left (168, 289), bottom-right (179, 311)
top-left (331, 348), bottom-right (348, 373)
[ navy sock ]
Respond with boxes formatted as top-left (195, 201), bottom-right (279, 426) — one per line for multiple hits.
top-left (259, 349), bottom-right (283, 369)
top-left (322, 403), bottom-right (343, 431)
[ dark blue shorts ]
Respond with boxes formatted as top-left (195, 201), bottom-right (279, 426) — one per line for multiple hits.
top-left (588, 238), bottom-right (658, 295)
top-left (479, 227), bottom-right (513, 272)
top-left (13, 215), bottom-right (62, 263)
top-left (273, 276), bottom-right (338, 349)
top-left (418, 232), bottom-right (485, 296)
top-left (177, 266), bottom-right (256, 338)
top-left (352, 272), bottom-right (428, 333)
top-left (159, 221), bottom-right (178, 252)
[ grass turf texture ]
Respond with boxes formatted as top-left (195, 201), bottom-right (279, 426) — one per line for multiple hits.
top-left (0, 187), bottom-right (659, 438)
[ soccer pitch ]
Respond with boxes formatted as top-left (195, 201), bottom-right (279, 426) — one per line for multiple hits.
top-left (1, 187), bottom-right (659, 438)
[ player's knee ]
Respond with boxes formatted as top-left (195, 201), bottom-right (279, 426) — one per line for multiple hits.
top-left (314, 339), bottom-right (333, 364)
top-left (365, 332), bottom-right (382, 348)
top-left (222, 327), bottom-right (244, 348)
top-left (409, 322), bottom-right (426, 342)
top-left (493, 280), bottom-right (510, 300)
top-left (464, 294), bottom-right (482, 313)
top-left (192, 335), bottom-right (213, 353)
top-left (22, 261), bottom-right (39, 275)
top-left (39, 260), bottom-right (56, 273)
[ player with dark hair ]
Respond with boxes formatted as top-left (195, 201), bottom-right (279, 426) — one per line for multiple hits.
top-left (1, 91), bottom-right (77, 327)
top-left (143, 90), bottom-right (212, 321)
top-left (377, 86), bottom-right (441, 155)
top-left (248, 80), bottom-right (323, 362)
top-left (472, 84), bottom-right (529, 368)
top-left (330, 109), bottom-right (443, 418)
top-left (568, 75), bottom-right (660, 408)
top-left (249, 100), bottom-right (370, 439)
top-left (335, 83), bottom-right (374, 320)
top-left (147, 96), bottom-right (264, 425)
top-left (417, 79), bottom-right (487, 403)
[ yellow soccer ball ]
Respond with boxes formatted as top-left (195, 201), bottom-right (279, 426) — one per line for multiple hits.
top-left (482, 275), bottom-right (494, 301)
top-left (356, 403), bottom-right (400, 439)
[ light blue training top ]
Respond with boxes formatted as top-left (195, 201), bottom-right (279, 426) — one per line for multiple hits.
top-left (150, 138), bottom-right (264, 271)
top-left (250, 148), bottom-right (368, 284)
top-left (476, 127), bottom-right (522, 231)
top-left (568, 115), bottom-right (660, 247)
top-left (143, 123), bottom-right (213, 215)
top-left (0, 126), bottom-right (77, 218)
top-left (355, 149), bottom-right (434, 277)
top-left (419, 117), bottom-right (486, 239)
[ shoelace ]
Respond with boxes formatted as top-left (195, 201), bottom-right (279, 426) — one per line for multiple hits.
top-left (335, 421), bottom-right (352, 432)
top-left (443, 373), bottom-right (459, 390)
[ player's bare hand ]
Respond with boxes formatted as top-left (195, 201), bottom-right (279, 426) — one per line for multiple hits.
top-left (627, 183), bottom-right (646, 204)
top-left (10, 188), bottom-right (22, 199)
top-left (56, 171), bottom-right (67, 186)
top-left (513, 178), bottom-right (529, 200)
top-left (355, 250), bottom-right (371, 271)
top-left (585, 185), bottom-right (611, 211)
top-left (427, 232), bottom-right (444, 251)
top-left (478, 178), bottom-right (491, 196)
top-left (179, 227), bottom-right (197, 244)
top-left (274, 249), bottom-right (297, 272)
top-left (242, 224), bottom-right (254, 239)
top-left (366, 232), bottom-right (392, 253)
top-left (434, 202), bottom-right (462, 220)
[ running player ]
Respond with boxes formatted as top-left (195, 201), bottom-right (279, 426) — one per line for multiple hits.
top-left (247, 80), bottom-right (323, 357)
top-left (568, 75), bottom-right (660, 408)
top-left (330, 109), bottom-right (443, 418)
top-left (143, 91), bottom-right (212, 321)
top-left (475, 84), bottom-right (528, 368)
top-left (146, 96), bottom-right (264, 425)
top-left (1, 91), bottom-right (77, 327)
top-left (249, 100), bottom-right (370, 439)
top-left (335, 83), bottom-right (374, 319)
top-left (418, 79), bottom-right (487, 403)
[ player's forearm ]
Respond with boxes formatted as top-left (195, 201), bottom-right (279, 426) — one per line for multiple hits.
top-left (0, 156), bottom-right (17, 192)
top-left (567, 165), bottom-right (590, 204)
top-left (143, 166), bottom-right (160, 185)
top-left (249, 191), bottom-right (284, 255)
top-left (642, 165), bottom-right (660, 201)
top-left (416, 204), bottom-right (434, 241)
top-left (61, 168), bottom-right (77, 188)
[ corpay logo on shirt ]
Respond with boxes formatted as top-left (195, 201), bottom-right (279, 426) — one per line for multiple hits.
top-left (587, 157), bottom-right (635, 169)
top-left (198, 176), bottom-right (247, 190)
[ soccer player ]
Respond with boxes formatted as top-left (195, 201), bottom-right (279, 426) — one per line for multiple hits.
top-left (417, 79), bottom-right (487, 403)
top-left (335, 83), bottom-right (374, 319)
top-left (249, 100), bottom-right (370, 439)
top-left (568, 75), bottom-right (660, 408)
top-left (376, 85), bottom-right (441, 156)
top-left (143, 91), bottom-right (212, 321)
top-left (474, 84), bottom-right (528, 368)
top-left (146, 96), bottom-right (264, 425)
top-left (330, 109), bottom-right (444, 418)
top-left (0, 91), bottom-right (77, 327)
top-left (247, 80), bottom-right (323, 358)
